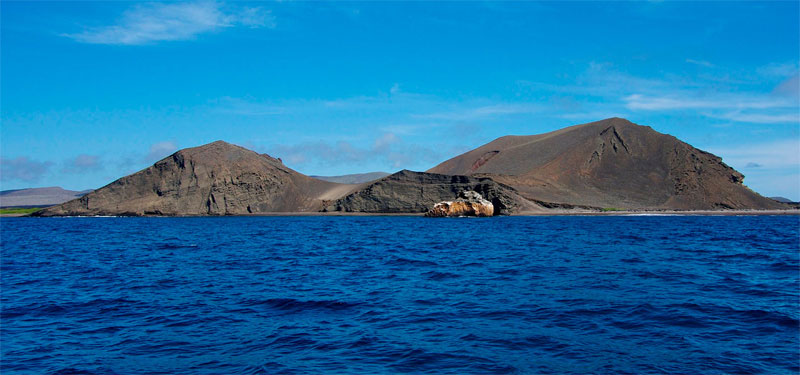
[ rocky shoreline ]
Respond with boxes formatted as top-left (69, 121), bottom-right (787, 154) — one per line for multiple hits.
top-left (12, 208), bottom-right (799, 218)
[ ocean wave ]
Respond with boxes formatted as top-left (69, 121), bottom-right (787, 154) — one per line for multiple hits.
top-left (1, 216), bottom-right (797, 374)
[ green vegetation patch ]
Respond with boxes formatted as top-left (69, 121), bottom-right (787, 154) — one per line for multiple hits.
top-left (601, 207), bottom-right (624, 212)
top-left (0, 207), bottom-right (42, 215)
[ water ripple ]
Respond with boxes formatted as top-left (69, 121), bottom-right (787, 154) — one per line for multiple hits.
top-left (1, 215), bottom-right (798, 374)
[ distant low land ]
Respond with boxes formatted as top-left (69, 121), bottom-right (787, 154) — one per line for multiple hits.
top-left (21, 118), bottom-right (799, 217)
top-left (0, 187), bottom-right (91, 208)
top-left (310, 172), bottom-right (390, 184)
top-left (0, 207), bottom-right (42, 216)
top-left (769, 196), bottom-right (798, 204)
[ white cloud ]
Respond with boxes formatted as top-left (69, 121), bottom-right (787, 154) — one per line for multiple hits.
top-left (622, 90), bottom-right (798, 124)
top-left (212, 97), bottom-right (286, 116)
top-left (519, 62), bottom-right (799, 126)
top-left (415, 103), bottom-right (542, 121)
top-left (63, 154), bottom-right (103, 173)
top-left (373, 133), bottom-right (399, 151)
top-left (378, 123), bottom-right (445, 136)
top-left (711, 111), bottom-right (800, 124)
top-left (266, 133), bottom-right (445, 171)
top-left (624, 94), bottom-right (712, 110)
top-left (557, 111), bottom-right (631, 121)
top-left (233, 6), bottom-right (276, 28)
top-left (623, 93), bottom-right (793, 111)
top-left (708, 139), bottom-right (800, 170)
top-left (709, 139), bottom-right (800, 200)
top-left (145, 141), bottom-right (179, 162)
top-left (685, 59), bottom-right (714, 68)
top-left (0, 157), bottom-right (53, 183)
top-left (64, 1), bottom-right (275, 45)
top-left (211, 91), bottom-right (541, 125)
top-left (774, 74), bottom-right (799, 97)
top-left (756, 62), bottom-right (800, 78)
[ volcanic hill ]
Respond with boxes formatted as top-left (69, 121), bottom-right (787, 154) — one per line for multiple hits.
top-left (34, 141), bottom-right (357, 216)
top-left (428, 117), bottom-right (782, 210)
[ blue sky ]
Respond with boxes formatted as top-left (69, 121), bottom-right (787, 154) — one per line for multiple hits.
top-left (1, 1), bottom-right (799, 200)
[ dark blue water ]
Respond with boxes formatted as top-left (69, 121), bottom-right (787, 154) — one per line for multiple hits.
top-left (1, 216), bottom-right (798, 374)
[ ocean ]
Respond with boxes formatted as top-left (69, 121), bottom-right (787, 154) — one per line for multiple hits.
top-left (1, 216), bottom-right (798, 374)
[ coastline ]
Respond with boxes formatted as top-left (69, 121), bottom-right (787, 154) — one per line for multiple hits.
top-left (514, 209), bottom-right (800, 216)
top-left (5, 209), bottom-right (799, 218)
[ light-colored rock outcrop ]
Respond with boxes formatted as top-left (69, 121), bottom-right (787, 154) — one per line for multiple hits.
top-left (425, 191), bottom-right (495, 217)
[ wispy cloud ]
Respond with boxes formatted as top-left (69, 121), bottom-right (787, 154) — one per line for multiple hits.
top-left (685, 58), bottom-right (714, 68)
top-left (415, 104), bottom-right (542, 121)
top-left (212, 97), bottom-right (286, 116)
top-left (210, 88), bottom-right (541, 131)
top-left (756, 62), bottom-right (799, 78)
top-left (144, 141), bottom-right (179, 162)
top-left (623, 93), bottom-right (793, 111)
top-left (557, 111), bottom-right (631, 121)
top-left (64, 1), bottom-right (275, 45)
top-left (577, 61), bottom-right (800, 124)
top-left (709, 138), bottom-right (800, 200)
top-left (708, 139), bottom-right (800, 170)
top-left (63, 154), bottom-right (103, 174)
top-left (0, 157), bottom-right (53, 183)
top-left (621, 86), bottom-right (798, 124)
top-left (267, 133), bottom-right (446, 170)
top-left (774, 74), bottom-right (799, 97)
top-left (710, 111), bottom-right (800, 124)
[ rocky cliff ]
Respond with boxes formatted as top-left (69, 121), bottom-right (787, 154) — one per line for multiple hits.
top-left (324, 170), bottom-right (537, 215)
top-left (428, 118), bottom-right (784, 210)
top-left (34, 141), bottom-right (356, 216)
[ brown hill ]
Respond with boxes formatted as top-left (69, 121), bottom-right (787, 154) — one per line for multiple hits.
top-left (428, 118), bottom-right (783, 210)
top-left (35, 141), bottom-right (357, 216)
